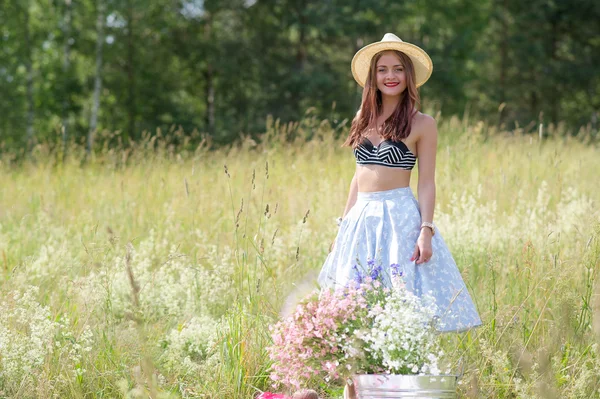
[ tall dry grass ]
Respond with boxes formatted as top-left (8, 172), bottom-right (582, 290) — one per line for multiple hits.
top-left (0, 114), bottom-right (599, 398)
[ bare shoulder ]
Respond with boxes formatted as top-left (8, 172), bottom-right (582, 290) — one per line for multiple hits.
top-left (412, 112), bottom-right (438, 140)
top-left (413, 112), bottom-right (437, 132)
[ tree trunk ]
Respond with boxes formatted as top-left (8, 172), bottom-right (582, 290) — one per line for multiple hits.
top-left (549, 18), bottom-right (559, 125)
top-left (530, 90), bottom-right (538, 121)
top-left (204, 14), bottom-right (215, 134)
top-left (296, 6), bottom-right (307, 72)
top-left (23, 2), bottom-right (35, 151)
top-left (61, 0), bottom-right (73, 157)
top-left (126, 0), bottom-right (136, 140)
top-left (204, 64), bottom-right (215, 134)
top-left (498, 0), bottom-right (509, 125)
top-left (88, 0), bottom-right (105, 154)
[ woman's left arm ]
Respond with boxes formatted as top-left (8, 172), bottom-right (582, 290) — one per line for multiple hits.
top-left (411, 115), bottom-right (438, 264)
top-left (416, 115), bottom-right (438, 225)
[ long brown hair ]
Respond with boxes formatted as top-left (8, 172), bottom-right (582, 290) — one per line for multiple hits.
top-left (344, 50), bottom-right (420, 148)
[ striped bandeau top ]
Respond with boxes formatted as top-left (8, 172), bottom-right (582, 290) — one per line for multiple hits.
top-left (354, 137), bottom-right (416, 170)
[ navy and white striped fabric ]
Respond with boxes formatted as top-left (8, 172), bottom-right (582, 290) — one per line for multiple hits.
top-left (354, 137), bottom-right (416, 170)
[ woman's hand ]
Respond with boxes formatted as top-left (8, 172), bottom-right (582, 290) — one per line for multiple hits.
top-left (411, 228), bottom-right (433, 264)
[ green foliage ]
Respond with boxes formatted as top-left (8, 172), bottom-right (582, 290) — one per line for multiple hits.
top-left (1, 0), bottom-right (599, 153)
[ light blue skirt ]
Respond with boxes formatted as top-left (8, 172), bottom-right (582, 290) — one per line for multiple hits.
top-left (318, 186), bottom-right (482, 332)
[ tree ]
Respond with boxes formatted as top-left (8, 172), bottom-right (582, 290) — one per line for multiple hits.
top-left (88, 0), bottom-right (105, 153)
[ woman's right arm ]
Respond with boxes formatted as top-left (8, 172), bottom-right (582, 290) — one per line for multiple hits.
top-left (342, 172), bottom-right (358, 218)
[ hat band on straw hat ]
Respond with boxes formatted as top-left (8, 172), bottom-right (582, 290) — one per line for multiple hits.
top-left (351, 33), bottom-right (433, 88)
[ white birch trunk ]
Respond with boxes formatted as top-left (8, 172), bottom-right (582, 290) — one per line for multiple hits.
top-left (61, 0), bottom-right (73, 156)
top-left (88, 0), bottom-right (105, 154)
top-left (23, 2), bottom-right (35, 150)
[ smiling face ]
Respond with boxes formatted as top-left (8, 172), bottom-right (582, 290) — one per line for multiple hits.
top-left (375, 52), bottom-right (407, 97)
top-left (347, 50), bottom-right (420, 147)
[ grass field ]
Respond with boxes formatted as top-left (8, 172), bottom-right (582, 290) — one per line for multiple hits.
top-left (1, 115), bottom-right (599, 398)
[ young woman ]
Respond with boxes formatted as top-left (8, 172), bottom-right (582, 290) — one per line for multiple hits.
top-left (318, 33), bottom-right (482, 333)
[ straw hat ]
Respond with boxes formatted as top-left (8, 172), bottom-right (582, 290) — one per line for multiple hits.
top-left (351, 33), bottom-right (433, 88)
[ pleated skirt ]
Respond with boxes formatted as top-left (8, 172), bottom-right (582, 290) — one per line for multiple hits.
top-left (318, 186), bottom-right (482, 332)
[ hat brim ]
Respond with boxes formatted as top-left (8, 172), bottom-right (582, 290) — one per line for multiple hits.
top-left (351, 41), bottom-right (433, 88)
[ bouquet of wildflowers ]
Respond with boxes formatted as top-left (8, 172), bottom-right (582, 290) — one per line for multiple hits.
top-left (267, 284), bottom-right (371, 389)
top-left (267, 261), bottom-right (444, 390)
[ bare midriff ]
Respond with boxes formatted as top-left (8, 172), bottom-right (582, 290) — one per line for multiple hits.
top-left (356, 165), bottom-right (412, 192)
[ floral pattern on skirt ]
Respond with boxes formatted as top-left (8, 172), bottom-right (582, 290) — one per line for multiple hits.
top-left (318, 186), bottom-right (483, 333)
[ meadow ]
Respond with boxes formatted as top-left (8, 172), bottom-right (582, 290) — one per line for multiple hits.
top-left (1, 114), bottom-right (599, 398)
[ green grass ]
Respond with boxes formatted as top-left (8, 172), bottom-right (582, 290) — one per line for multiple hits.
top-left (0, 115), bottom-right (599, 398)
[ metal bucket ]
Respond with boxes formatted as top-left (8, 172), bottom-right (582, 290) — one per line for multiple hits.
top-left (352, 374), bottom-right (459, 399)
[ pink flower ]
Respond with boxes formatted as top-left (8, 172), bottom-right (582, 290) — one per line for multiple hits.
top-left (267, 286), bottom-right (374, 389)
top-left (323, 361), bottom-right (336, 372)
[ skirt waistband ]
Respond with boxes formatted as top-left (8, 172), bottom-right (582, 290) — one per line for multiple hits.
top-left (356, 186), bottom-right (414, 201)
